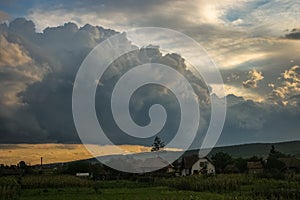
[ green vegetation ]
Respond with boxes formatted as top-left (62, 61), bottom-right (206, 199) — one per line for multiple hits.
top-left (1, 145), bottom-right (299, 199)
top-left (20, 175), bottom-right (92, 189)
top-left (157, 174), bottom-right (300, 199)
top-left (211, 152), bottom-right (233, 173)
top-left (151, 136), bottom-right (165, 152)
top-left (19, 187), bottom-right (224, 200)
top-left (1, 174), bottom-right (300, 200)
top-left (0, 176), bottom-right (20, 200)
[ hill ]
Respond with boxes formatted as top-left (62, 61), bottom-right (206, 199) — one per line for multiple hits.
top-left (206, 140), bottom-right (300, 158)
top-left (54, 140), bottom-right (300, 167)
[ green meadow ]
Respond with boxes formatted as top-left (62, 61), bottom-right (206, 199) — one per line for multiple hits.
top-left (1, 174), bottom-right (300, 200)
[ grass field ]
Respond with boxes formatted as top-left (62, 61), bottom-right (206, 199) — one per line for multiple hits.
top-left (20, 187), bottom-right (224, 200)
top-left (1, 174), bottom-right (300, 200)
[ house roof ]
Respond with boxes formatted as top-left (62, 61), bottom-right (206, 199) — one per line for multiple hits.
top-left (278, 157), bottom-right (300, 168)
top-left (247, 161), bottom-right (263, 169)
top-left (183, 155), bottom-right (199, 169)
top-left (139, 156), bottom-right (174, 169)
top-left (182, 155), bottom-right (212, 169)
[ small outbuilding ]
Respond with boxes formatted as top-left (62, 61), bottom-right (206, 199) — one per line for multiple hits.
top-left (278, 157), bottom-right (300, 173)
top-left (247, 161), bottom-right (264, 174)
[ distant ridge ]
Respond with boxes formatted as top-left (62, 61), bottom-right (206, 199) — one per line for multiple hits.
top-left (50, 140), bottom-right (300, 167)
top-left (203, 140), bottom-right (300, 158)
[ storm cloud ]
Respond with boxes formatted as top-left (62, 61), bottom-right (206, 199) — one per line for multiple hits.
top-left (0, 18), bottom-right (118, 143)
top-left (285, 29), bottom-right (300, 40)
top-left (0, 18), bottom-right (299, 147)
top-left (0, 18), bottom-right (212, 146)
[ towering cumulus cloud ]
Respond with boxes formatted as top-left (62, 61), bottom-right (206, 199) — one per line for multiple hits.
top-left (0, 18), bottom-right (212, 146)
top-left (0, 18), bottom-right (299, 146)
top-left (0, 18), bottom-right (118, 143)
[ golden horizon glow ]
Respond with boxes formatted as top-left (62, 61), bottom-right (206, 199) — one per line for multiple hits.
top-left (0, 143), bottom-right (182, 165)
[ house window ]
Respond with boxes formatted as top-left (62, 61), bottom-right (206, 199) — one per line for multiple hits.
top-left (200, 161), bottom-right (208, 167)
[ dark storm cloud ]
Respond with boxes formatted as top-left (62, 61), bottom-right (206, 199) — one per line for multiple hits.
top-left (93, 48), bottom-right (211, 147)
top-left (285, 29), bottom-right (300, 40)
top-left (218, 94), bottom-right (300, 146)
top-left (0, 18), bottom-right (299, 146)
top-left (0, 18), bottom-right (212, 145)
top-left (0, 18), bottom-right (118, 143)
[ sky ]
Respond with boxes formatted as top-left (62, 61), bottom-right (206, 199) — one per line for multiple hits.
top-left (0, 144), bottom-right (181, 165)
top-left (0, 0), bottom-right (299, 163)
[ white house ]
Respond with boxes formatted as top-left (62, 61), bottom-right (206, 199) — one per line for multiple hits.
top-left (181, 155), bottom-right (215, 176)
